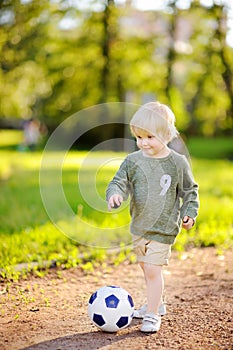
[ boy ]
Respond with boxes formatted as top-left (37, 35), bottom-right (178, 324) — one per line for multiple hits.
top-left (106, 102), bottom-right (199, 333)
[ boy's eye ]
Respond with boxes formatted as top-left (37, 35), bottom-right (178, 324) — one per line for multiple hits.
top-left (148, 135), bottom-right (153, 139)
top-left (136, 136), bottom-right (142, 139)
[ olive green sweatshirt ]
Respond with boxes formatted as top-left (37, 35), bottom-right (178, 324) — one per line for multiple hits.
top-left (106, 150), bottom-right (199, 245)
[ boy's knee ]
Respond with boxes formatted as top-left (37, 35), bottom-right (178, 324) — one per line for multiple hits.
top-left (144, 264), bottom-right (162, 280)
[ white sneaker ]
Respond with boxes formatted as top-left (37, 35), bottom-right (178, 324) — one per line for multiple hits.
top-left (140, 313), bottom-right (161, 333)
top-left (133, 304), bottom-right (147, 318)
top-left (133, 303), bottom-right (166, 318)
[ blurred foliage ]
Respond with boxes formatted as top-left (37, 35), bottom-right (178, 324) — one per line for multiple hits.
top-left (0, 0), bottom-right (233, 135)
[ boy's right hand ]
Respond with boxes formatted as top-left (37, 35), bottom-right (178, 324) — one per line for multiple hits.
top-left (182, 216), bottom-right (195, 230)
top-left (108, 194), bottom-right (123, 211)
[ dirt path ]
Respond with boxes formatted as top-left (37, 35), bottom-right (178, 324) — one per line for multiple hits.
top-left (1, 248), bottom-right (232, 350)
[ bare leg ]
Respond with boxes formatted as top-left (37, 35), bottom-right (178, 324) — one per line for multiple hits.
top-left (139, 262), bottom-right (163, 314)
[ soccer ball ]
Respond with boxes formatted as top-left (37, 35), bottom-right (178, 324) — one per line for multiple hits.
top-left (88, 285), bottom-right (134, 332)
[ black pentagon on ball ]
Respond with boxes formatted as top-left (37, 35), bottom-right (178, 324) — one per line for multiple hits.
top-left (89, 291), bottom-right (97, 304)
top-left (93, 313), bottom-right (106, 327)
top-left (105, 294), bottom-right (120, 308)
top-left (116, 316), bottom-right (129, 328)
top-left (128, 294), bottom-right (134, 307)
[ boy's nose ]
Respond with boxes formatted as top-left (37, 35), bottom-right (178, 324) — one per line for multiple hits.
top-left (141, 138), bottom-right (148, 146)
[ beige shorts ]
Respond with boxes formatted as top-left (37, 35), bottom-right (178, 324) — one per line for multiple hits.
top-left (132, 235), bottom-right (172, 266)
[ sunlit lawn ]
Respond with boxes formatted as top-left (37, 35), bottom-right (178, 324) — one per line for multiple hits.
top-left (0, 130), bottom-right (233, 279)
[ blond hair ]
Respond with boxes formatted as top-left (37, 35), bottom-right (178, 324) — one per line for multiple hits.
top-left (130, 102), bottom-right (178, 144)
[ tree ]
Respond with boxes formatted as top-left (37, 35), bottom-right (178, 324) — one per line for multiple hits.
top-left (0, 0), bottom-right (232, 136)
top-left (185, 2), bottom-right (233, 135)
top-left (0, 0), bottom-right (51, 120)
top-left (214, 3), bottom-right (233, 133)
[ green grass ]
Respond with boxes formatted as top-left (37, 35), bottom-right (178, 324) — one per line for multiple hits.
top-left (0, 129), bottom-right (24, 149)
top-left (0, 130), bottom-right (233, 280)
top-left (187, 137), bottom-right (233, 159)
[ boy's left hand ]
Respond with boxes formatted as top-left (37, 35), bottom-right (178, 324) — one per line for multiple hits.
top-left (182, 216), bottom-right (194, 230)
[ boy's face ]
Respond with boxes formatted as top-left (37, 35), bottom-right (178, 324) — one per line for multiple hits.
top-left (133, 128), bottom-right (165, 158)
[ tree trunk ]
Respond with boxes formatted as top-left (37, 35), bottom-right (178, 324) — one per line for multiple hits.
top-left (214, 5), bottom-right (233, 133)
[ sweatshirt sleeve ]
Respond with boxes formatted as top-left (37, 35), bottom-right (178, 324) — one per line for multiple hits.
top-left (106, 157), bottom-right (130, 201)
top-left (179, 157), bottom-right (199, 220)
